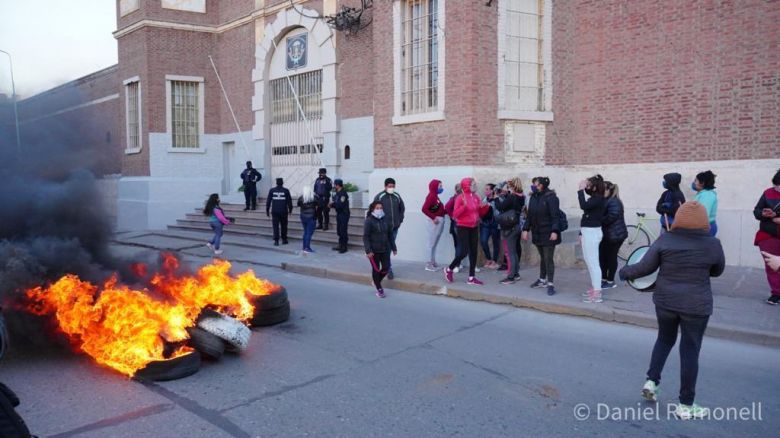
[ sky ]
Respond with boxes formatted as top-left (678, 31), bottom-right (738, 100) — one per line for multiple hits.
top-left (0, 0), bottom-right (117, 99)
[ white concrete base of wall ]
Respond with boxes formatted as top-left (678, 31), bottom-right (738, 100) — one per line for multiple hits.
top-left (370, 159), bottom-right (780, 268)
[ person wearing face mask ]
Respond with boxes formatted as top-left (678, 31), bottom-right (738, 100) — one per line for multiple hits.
top-left (656, 173), bottom-right (686, 231)
top-left (364, 201), bottom-right (397, 298)
top-left (240, 161), bottom-right (262, 211)
top-left (445, 178), bottom-right (490, 285)
top-left (522, 177), bottom-right (562, 296)
top-left (578, 175), bottom-right (607, 303)
top-left (754, 168), bottom-right (780, 305)
top-left (691, 170), bottom-right (718, 237)
top-left (479, 183), bottom-right (502, 270)
top-left (494, 178), bottom-right (525, 284)
top-left (445, 183), bottom-right (464, 271)
top-left (374, 178), bottom-right (406, 279)
top-left (422, 179), bottom-right (446, 271)
top-left (314, 168), bottom-right (333, 230)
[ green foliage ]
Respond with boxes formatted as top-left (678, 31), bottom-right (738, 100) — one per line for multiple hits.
top-left (343, 182), bottom-right (359, 193)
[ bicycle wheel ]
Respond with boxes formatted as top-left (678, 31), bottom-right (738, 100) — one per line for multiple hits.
top-left (618, 226), bottom-right (650, 261)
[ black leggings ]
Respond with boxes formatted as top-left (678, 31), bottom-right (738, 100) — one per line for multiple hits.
top-left (536, 245), bottom-right (556, 283)
top-left (449, 226), bottom-right (479, 277)
top-left (647, 307), bottom-right (709, 405)
top-left (599, 238), bottom-right (624, 282)
top-left (369, 252), bottom-right (391, 290)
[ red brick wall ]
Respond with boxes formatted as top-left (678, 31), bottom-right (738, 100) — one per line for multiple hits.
top-left (372, 0), bottom-right (504, 169)
top-left (216, 22), bottom-right (255, 132)
top-left (118, 30), bottom-right (149, 176)
top-left (118, 0), bottom-right (220, 29)
top-left (548, 0), bottom-right (780, 165)
top-left (336, 1), bottom-right (374, 119)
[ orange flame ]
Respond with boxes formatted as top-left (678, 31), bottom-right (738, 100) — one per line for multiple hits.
top-left (25, 254), bottom-right (282, 377)
top-left (148, 253), bottom-right (280, 321)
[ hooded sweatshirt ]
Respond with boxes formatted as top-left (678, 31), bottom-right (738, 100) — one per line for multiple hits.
top-left (452, 178), bottom-right (489, 228)
top-left (656, 172), bottom-right (686, 226)
top-left (422, 179), bottom-right (446, 221)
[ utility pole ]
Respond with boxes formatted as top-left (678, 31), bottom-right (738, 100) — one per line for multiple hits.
top-left (0, 49), bottom-right (21, 157)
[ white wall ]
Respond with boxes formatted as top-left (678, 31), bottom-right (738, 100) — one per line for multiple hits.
top-left (335, 116), bottom-right (374, 196)
top-left (370, 159), bottom-right (780, 268)
top-left (117, 130), bottom-right (263, 231)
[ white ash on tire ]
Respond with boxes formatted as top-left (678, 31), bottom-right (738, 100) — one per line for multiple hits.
top-left (196, 310), bottom-right (251, 352)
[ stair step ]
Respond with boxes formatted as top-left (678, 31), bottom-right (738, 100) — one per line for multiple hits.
top-left (183, 214), bottom-right (365, 233)
top-left (170, 222), bottom-right (364, 248)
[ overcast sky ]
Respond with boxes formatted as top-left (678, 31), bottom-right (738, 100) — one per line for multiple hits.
top-left (0, 0), bottom-right (117, 99)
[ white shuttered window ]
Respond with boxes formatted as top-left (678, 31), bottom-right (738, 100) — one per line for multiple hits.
top-left (504, 0), bottom-right (543, 111)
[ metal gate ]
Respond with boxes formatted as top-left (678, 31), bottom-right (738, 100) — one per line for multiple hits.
top-left (269, 70), bottom-right (323, 195)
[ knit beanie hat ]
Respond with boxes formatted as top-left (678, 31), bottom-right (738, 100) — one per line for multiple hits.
top-left (670, 201), bottom-right (710, 231)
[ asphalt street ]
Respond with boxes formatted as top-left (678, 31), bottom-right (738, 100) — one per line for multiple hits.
top-left (2, 246), bottom-right (778, 437)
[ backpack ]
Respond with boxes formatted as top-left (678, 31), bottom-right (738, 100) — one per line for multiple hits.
top-left (557, 209), bottom-right (569, 232)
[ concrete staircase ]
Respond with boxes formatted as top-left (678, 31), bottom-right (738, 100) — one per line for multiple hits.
top-left (169, 202), bottom-right (367, 249)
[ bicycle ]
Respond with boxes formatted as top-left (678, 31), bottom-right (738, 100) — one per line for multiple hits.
top-left (618, 212), bottom-right (662, 261)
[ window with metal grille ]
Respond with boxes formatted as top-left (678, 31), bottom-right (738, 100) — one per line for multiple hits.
top-left (504, 0), bottom-right (543, 111)
top-left (171, 81), bottom-right (200, 148)
top-left (269, 70), bottom-right (322, 124)
top-left (126, 81), bottom-right (140, 149)
top-left (401, 0), bottom-right (439, 115)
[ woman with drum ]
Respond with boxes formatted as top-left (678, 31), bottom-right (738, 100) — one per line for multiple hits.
top-left (619, 201), bottom-right (725, 420)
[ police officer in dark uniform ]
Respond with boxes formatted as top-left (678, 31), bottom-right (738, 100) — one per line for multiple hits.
top-left (240, 161), bottom-right (262, 211)
top-left (314, 167), bottom-right (333, 230)
top-left (266, 178), bottom-right (293, 246)
top-left (331, 179), bottom-right (350, 253)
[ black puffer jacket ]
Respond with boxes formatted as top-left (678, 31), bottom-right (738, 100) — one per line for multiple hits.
top-left (619, 229), bottom-right (725, 316)
top-left (602, 196), bottom-right (628, 241)
top-left (656, 173), bottom-right (686, 221)
top-left (523, 190), bottom-right (561, 247)
top-left (363, 215), bottom-right (397, 254)
top-left (298, 195), bottom-right (319, 220)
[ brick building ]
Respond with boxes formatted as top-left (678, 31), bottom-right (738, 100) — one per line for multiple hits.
top-left (108, 0), bottom-right (778, 267)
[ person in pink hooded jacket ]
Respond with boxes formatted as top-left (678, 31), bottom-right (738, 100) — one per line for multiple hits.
top-left (445, 178), bottom-right (490, 285)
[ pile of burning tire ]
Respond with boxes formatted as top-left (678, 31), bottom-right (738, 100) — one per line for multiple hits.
top-left (136, 287), bottom-right (290, 381)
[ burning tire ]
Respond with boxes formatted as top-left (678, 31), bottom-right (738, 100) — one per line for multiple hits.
top-left (197, 310), bottom-right (251, 352)
top-left (186, 327), bottom-right (225, 360)
top-left (135, 351), bottom-right (201, 382)
top-left (250, 300), bottom-right (290, 327)
top-left (249, 287), bottom-right (288, 311)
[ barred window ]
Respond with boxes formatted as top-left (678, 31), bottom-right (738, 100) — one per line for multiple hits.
top-left (401, 0), bottom-right (439, 115)
top-left (125, 81), bottom-right (141, 149)
top-left (171, 81), bottom-right (200, 148)
top-left (269, 70), bottom-right (322, 123)
top-left (504, 0), bottom-right (543, 111)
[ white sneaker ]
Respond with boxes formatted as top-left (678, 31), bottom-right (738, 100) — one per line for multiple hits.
top-left (674, 403), bottom-right (710, 420)
top-left (214, 249), bottom-right (224, 255)
top-left (206, 242), bottom-right (213, 250)
top-left (641, 380), bottom-right (658, 402)
top-left (425, 263), bottom-right (439, 272)
top-left (453, 266), bottom-right (461, 273)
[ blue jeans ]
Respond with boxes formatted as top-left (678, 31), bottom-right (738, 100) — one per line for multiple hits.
top-left (209, 221), bottom-right (224, 250)
top-left (479, 222), bottom-right (500, 262)
top-left (301, 216), bottom-right (316, 250)
top-left (709, 221), bottom-right (718, 237)
top-left (389, 227), bottom-right (400, 270)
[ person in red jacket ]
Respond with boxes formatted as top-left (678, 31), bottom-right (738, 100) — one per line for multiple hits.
top-left (445, 178), bottom-right (490, 285)
top-left (422, 179), bottom-right (446, 271)
top-left (755, 168), bottom-right (780, 305)
top-left (445, 182), bottom-right (462, 269)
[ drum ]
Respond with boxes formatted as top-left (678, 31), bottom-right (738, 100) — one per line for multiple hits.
top-left (626, 246), bottom-right (658, 292)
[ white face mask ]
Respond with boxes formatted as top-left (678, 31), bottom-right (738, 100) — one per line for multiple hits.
top-left (372, 210), bottom-right (385, 219)
top-left (386, 187), bottom-right (395, 194)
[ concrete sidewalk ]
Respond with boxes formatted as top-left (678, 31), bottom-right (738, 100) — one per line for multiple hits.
top-left (113, 229), bottom-right (780, 347)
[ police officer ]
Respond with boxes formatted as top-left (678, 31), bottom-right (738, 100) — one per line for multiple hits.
top-left (266, 178), bottom-right (293, 246)
top-left (331, 179), bottom-right (350, 253)
top-left (240, 161), bottom-right (262, 211)
top-left (314, 167), bottom-right (333, 230)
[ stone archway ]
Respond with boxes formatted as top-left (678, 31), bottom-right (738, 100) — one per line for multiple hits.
top-left (251, 7), bottom-right (338, 194)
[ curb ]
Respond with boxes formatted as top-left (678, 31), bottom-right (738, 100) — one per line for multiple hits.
top-left (281, 262), bottom-right (780, 348)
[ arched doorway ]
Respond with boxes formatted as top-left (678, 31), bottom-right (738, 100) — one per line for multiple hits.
top-left (268, 27), bottom-right (322, 194)
top-left (252, 8), bottom-right (338, 196)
